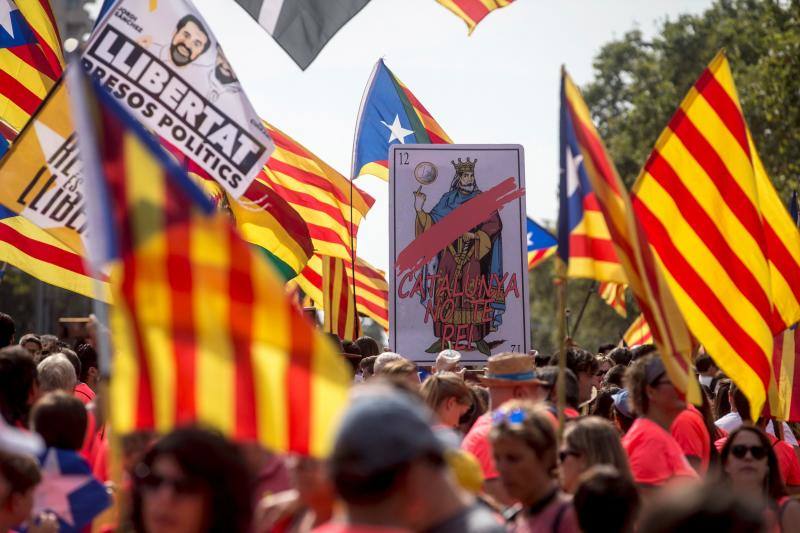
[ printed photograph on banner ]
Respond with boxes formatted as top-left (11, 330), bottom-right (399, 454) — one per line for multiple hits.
top-left (81, 0), bottom-right (274, 198)
top-left (0, 81), bottom-right (88, 256)
top-left (389, 144), bottom-right (529, 363)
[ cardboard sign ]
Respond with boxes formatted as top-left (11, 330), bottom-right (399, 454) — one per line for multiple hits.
top-left (389, 145), bottom-right (529, 362)
top-left (82, 0), bottom-right (274, 198)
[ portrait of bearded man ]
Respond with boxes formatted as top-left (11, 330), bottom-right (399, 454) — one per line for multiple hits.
top-left (413, 157), bottom-right (504, 356)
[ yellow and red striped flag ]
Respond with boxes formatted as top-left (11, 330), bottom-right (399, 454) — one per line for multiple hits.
top-left (0, 0), bottom-right (63, 135)
top-left (769, 327), bottom-right (800, 422)
top-left (436, 0), bottom-right (515, 34)
top-left (261, 121), bottom-right (374, 261)
top-left (561, 69), bottom-right (699, 404)
top-left (77, 72), bottom-right (351, 456)
top-left (632, 52), bottom-right (800, 418)
top-left (294, 254), bottom-right (389, 331)
top-left (623, 314), bottom-right (652, 347)
top-left (598, 282), bottom-right (626, 318)
top-left (322, 256), bottom-right (362, 341)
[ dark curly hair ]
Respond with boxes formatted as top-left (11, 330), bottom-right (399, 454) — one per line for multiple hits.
top-left (131, 426), bottom-right (253, 532)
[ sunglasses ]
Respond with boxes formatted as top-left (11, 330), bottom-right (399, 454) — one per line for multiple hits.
top-left (492, 407), bottom-right (527, 426)
top-left (138, 472), bottom-right (203, 496)
top-left (731, 444), bottom-right (768, 460)
top-left (559, 449), bottom-right (581, 463)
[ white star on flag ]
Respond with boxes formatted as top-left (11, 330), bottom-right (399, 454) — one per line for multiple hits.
top-left (0, 0), bottom-right (17, 40)
top-left (527, 231), bottom-right (534, 248)
top-left (380, 115), bottom-right (414, 144)
top-left (565, 145), bottom-right (584, 197)
top-left (33, 449), bottom-right (93, 527)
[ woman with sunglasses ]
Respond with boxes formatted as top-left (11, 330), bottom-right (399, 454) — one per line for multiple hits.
top-left (131, 426), bottom-right (253, 533)
top-left (490, 400), bottom-right (580, 532)
top-left (720, 425), bottom-right (800, 532)
top-left (558, 417), bottom-right (633, 494)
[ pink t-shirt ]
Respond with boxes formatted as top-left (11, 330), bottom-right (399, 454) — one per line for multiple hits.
top-left (510, 493), bottom-right (580, 533)
top-left (623, 417), bottom-right (699, 486)
top-left (461, 413), bottom-right (498, 480)
top-left (313, 524), bottom-right (412, 533)
top-left (670, 406), bottom-right (711, 474)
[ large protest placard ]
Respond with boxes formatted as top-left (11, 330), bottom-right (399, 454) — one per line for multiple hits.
top-left (82, 0), bottom-right (274, 198)
top-left (0, 81), bottom-right (87, 255)
top-left (389, 145), bottom-right (529, 362)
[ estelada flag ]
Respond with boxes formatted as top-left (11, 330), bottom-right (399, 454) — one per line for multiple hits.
top-left (632, 52), bottom-right (800, 418)
top-left (352, 59), bottom-right (450, 182)
top-left (72, 66), bottom-right (351, 456)
top-left (526, 217), bottom-right (556, 270)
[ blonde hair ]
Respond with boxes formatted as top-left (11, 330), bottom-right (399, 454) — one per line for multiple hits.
top-left (380, 358), bottom-right (417, 378)
top-left (420, 372), bottom-right (471, 411)
top-left (489, 400), bottom-right (557, 473)
top-left (563, 417), bottom-right (633, 482)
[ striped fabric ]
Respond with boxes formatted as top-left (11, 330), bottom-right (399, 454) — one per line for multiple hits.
top-left (632, 52), bottom-right (800, 418)
top-left (80, 77), bottom-right (351, 456)
top-left (436, 0), bottom-right (515, 34)
top-left (561, 70), bottom-right (699, 404)
top-left (322, 256), bottom-right (361, 341)
top-left (598, 282), bottom-right (626, 317)
top-left (0, 209), bottom-right (110, 301)
top-left (558, 71), bottom-right (627, 284)
top-left (0, 0), bottom-right (63, 135)
top-left (294, 254), bottom-right (389, 330)
top-left (528, 247), bottom-right (555, 270)
top-left (352, 59), bottom-right (451, 182)
top-left (261, 121), bottom-right (374, 260)
top-left (770, 327), bottom-right (800, 422)
top-left (623, 314), bottom-right (652, 346)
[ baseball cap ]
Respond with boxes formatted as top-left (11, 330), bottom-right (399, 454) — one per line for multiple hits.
top-left (330, 391), bottom-right (446, 477)
top-left (612, 389), bottom-right (634, 419)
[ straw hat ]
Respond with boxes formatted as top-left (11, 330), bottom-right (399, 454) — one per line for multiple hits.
top-left (478, 352), bottom-right (547, 387)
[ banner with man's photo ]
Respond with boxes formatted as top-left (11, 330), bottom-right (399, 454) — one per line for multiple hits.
top-left (389, 145), bottom-right (530, 363)
top-left (82, 0), bottom-right (274, 198)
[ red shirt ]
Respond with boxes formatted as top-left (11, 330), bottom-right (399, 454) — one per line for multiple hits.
top-left (461, 413), bottom-right (498, 480)
top-left (623, 417), bottom-right (699, 486)
top-left (73, 382), bottom-right (95, 405)
top-left (670, 406), bottom-right (711, 474)
top-left (313, 524), bottom-right (411, 533)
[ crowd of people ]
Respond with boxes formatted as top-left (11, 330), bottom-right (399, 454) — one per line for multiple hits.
top-left (1, 310), bottom-right (799, 532)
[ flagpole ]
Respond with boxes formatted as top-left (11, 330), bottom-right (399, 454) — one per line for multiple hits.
top-left (555, 257), bottom-right (568, 440)
top-left (570, 281), bottom-right (596, 338)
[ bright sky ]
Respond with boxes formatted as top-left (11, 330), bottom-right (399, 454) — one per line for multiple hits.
top-left (186, 0), bottom-right (714, 273)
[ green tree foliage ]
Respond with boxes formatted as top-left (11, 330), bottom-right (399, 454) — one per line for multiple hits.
top-left (582, 0), bottom-right (800, 198)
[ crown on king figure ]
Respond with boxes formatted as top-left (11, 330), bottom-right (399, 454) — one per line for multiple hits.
top-left (451, 157), bottom-right (477, 174)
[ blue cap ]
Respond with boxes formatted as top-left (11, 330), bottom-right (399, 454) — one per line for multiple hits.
top-left (612, 389), bottom-right (634, 419)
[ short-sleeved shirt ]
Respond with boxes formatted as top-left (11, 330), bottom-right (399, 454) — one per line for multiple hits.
top-left (73, 382), bottom-right (95, 405)
top-left (461, 413), bottom-right (498, 480)
top-left (670, 406), bottom-right (711, 474)
top-left (622, 417), bottom-right (699, 486)
top-left (313, 524), bottom-right (412, 533)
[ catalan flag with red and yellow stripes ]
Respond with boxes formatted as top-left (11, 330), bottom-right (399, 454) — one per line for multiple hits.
top-left (623, 314), bottom-right (652, 347)
top-left (598, 282), bottom-right (626, 318)
top-left (769, 327), bottom-right (800, 422)
top-left (77, 72), bottom-right (350, 456)
top-left (261, 121), bottom-right (374, 261)
top-left (561, 69), bottom-right (699, 404)
top-left (322, 256), bottom-right (362, 341)
top-left (632, 51), bottom-right (800, 418)
top-left (0, 0), bottom-right (63, 136)
top-left (557, 72), bottom-right (626, 285)
top-left (294, 254), bottom-right (389, 331)
top-left (436, 0), bottom-right (515, 34)
top-left (352, 59), bottom-right (451, 182)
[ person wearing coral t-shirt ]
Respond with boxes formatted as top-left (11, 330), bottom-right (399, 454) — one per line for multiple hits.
top-left (621, 355), bottom-right (699, 497)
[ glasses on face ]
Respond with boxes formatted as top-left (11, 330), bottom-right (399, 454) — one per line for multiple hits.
top-left (731, 444), bottom-right (768, 461)
top-left (138, 472), bottom-right (203, 496)
top-left (558, 449), bottom-right (581, 463)
top-left (492, 407), bottom-right (527, 426)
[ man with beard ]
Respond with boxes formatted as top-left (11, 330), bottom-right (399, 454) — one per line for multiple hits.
top-left (207, 45), bottom-right (242, 104)
top-left (413, 158), bottom-right (504, 356)
top-left (168, 14), bottom-right (211, 67)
